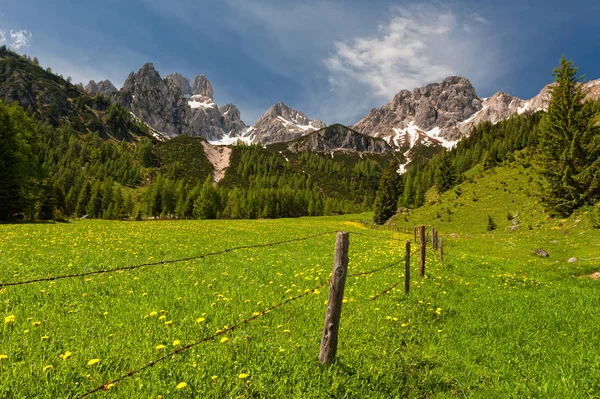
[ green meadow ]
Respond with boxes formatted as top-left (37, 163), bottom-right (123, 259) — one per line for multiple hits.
top-left (1, 203), bottom-right (600, 398)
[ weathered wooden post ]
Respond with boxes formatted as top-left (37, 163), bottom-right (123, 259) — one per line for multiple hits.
top-left (419, 225), bottom-right (426, 277)
top-left (439, 236), bottom-right (443, 265)
top-left (404, 240), bottom-right (410, 295)
top-left (431, 227), bottom-right (436, 248)
top-left (414, 227), bottom-right (417, 243)
top-left (319, 231), bottom-right (350, 365)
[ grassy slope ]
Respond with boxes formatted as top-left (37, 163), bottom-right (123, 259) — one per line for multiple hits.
top-left (1, 209), bottom-right (600, 397)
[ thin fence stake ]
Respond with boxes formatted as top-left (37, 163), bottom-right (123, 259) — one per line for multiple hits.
top-left (404, 240), bottom-right (410, 295)
top-left (439, 236), bottom-right (443, 265)
top-left (431, 228), bottom-right (435, 248)
top-left (414, 227), bottom-right (417, 243)
top-left (419, 225), bottom-right (426, 277)
top-left (319, 231), bottom-right (350, 365)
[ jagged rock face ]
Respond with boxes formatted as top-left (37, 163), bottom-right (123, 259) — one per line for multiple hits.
top-left (121, 63), bottom-right (189, 137)
top-left (192, 75), bottom-right (213, 99)
top-left (354, 76), bottom-right (483, 139)
top-left (286, 124), bottom-right (392, 154)
top-left (164, 73), bottom-right (191, 96)
top-left (250, 102), bottom-right (326, 145)
top-left (120, 64), bottom-right (246, 139)
top-left (85, 80), bottom-right (117, 96)
top-left (219, 104), bottom-right (246, 136)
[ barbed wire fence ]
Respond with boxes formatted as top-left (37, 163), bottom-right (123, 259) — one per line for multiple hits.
top-left (1, 224), bottom-right (445, 398)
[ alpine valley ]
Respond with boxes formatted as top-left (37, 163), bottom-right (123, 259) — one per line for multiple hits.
top-left (1, 47), bottom-right (599, 221)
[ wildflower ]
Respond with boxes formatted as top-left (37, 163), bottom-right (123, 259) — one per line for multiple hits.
top-left (87, 358), bottom-right (100, 366)
top-left (43, 365), bottom-right (53, 371)
top-left (158, 315), bottom-right (166, 321)
top-left (211, 375), bottom-right (218, 380)
top-left (400, 323), bottom-right (408, 328)
top-left (59, 351), bottom-right (72, 360)
top-left (32, 321), bottom-right (41, 326)
top-left (41, 335), bottom-right (50, 340)
top-left (164, 321), bottom-right (173, 325)
top-left (196, 317), bottom-right (206, 323)
top-left (105, 383), bottom-right (115, 390)
top-left (172, 340), bottom-right (181, 347)
top-left (149, 311), bottom-right (158, 317)
top-left (220, 337), bottom-right (229, 343)
top-left (238, 373), bottom-right (249, 379)
top-left (155, 344), bottom-right (166, 350)
top-left (283, 330), bottom-right (291, 333)
top-left (176, 382), bottom-right (187, 389)
top-left (0, 354), bottom-right (7, 360)
top-left (4, 315), bottom-right (15, 324)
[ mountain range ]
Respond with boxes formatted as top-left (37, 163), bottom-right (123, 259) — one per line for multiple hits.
top-left (86, 63), bottom-right (600, 170)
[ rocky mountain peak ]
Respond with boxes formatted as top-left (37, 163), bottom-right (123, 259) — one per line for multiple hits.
top-left (164, 72), bottom-right (192, 96)
top-left (249, 102), bottom-right (326, 145)
top-left (286, 124), bottom-right (393, 154)
top-left (84, 79), bottom-right (117, 96)
top-left (192, 75), bottom-right (213, 99)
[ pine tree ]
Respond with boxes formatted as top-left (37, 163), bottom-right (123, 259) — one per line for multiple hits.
top-left (193, 176), bottom-right (219, 219)
top-left (373, 161), bottom-right (401, 224)
top-left (538, 56), bottom-right (600, 216)
top-left (435, 149), bottom-right (457, 193)
top-left (487, 215), bottom-right (497, 231)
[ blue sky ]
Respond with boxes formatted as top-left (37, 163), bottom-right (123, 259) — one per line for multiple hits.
top-left (2, 0), bottom-right (599, 125)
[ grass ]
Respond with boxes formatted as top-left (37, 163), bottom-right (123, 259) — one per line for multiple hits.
top-left (1, 209), bottom-right (600, 398)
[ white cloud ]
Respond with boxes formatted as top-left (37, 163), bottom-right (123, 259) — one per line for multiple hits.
top-left (0, 29), bottom-right (33, 49)
top-left (10, 29), bottom-right (32, 49)
top-left (325, 5), bottom-right (499, 109)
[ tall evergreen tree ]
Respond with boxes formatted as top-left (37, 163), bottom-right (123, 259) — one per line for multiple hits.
top-left (435, 149), bottom-right (457, 193)
top-left (373, 161), bottom-right (402, 224)
top-left (537, 56), bottom-right (600, 216)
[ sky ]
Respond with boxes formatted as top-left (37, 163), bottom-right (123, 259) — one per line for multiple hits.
top-left (2, 0), bottom-right (600, 125)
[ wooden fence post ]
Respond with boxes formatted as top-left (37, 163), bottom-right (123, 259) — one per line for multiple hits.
top-left (439, 236), bottom-right (443, 265)
top-left (419, 225), bottom-right (426, 277)
top-left (431, 228), bottom-right (435, 248)
top-left (414, 227), bottom-right (417, 243)
top-left (404, 240), bottom-right (410, 295)
top-left (319, 231), bottom-right (350, 365)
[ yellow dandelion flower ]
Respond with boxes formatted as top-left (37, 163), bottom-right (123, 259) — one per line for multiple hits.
top-left (105, 383), bottom-right (115, 390)
top-left (238, 373), bottom-right (249, 379)
top-left (172, 340), bottom-right (181, 346)
top-left (196, 317), bottom-right (206, 323)
top-left (155, 344), bottom-right (166, 350)
top-left (158, 315), bottom-right (166, 321)
top-left (386, 316), bottom-right (392, 320)
top-left (400, 323), bottom-right (408, 328)
top-left (41, 335), bottom-right (50, 340)
top-left (32, 321), bottom-right (41, 326)
top-left (0, 354), bottom-right (8, 360)
top-left (87, 358), bottom-right (100, 366)
top-left (252, 312), bottom-right (260, 317)
top-left (164, 320), bottom-right (173, 325)
top-left (283, 330), bottom-right (291, 333)
top-left (211, 375), bottom-right (218, 380)
top-left (176, 382), bottom-right (187, 389)
top-left (4, 315), bottom-right (15, 324)
top-left (59, 351), bottom-right (72, 360)
top-left (149, 311), bottom-right (158, 317)
top-left (220, 337), bottom-right (229, 343)
top-left (43, 365), bottom-right (53, 371)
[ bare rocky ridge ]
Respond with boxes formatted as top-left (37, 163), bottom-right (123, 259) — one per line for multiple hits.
top-left (119, 64), bottom-right (246, 140)
top-left (249, 102), bottom-right (326, 145)
top-left (286, 124), bottom-right (393, 154)
top-left (85, 79), bottom-right (118, 96)
top-left (353, 76), bottom-right (600, 165)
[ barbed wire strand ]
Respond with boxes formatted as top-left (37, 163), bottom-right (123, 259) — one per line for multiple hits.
top-left (0, 231), bottom-right (337, 288)
top-left (73, 279), bottom-right (330, 399)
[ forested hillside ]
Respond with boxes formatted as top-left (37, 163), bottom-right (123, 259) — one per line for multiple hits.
top-left (373, 57), bottom-right (600, 225)
top-left (0, 49), bottom-right (394, 221)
